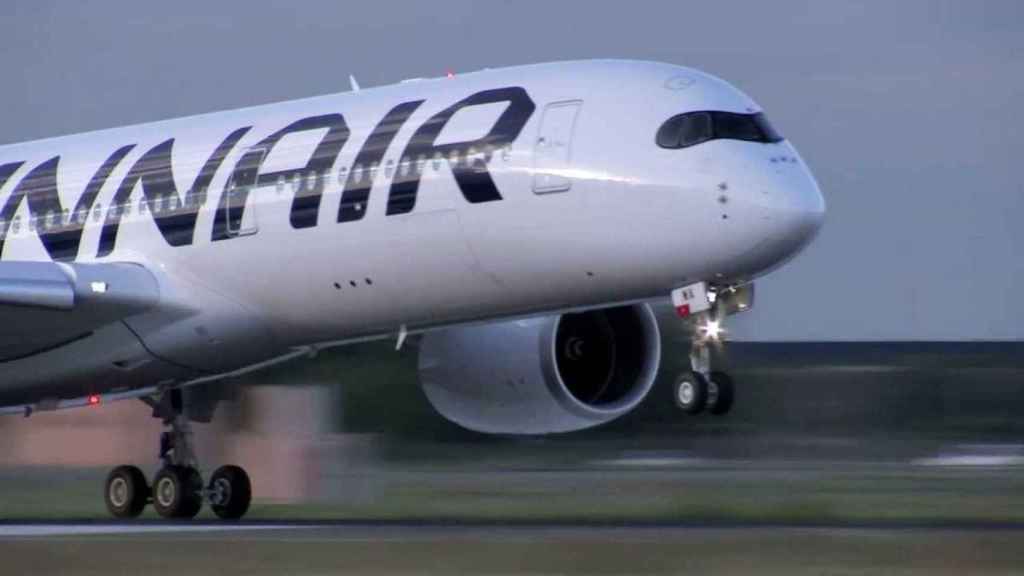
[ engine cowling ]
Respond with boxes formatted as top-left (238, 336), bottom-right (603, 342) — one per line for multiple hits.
top-left (418, 304), bottom-right (661, 434)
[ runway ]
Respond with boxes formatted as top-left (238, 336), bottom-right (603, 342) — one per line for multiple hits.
top-left (2, 520), bottom-right (1023, 575)
top-left (5, 439), bottom-right (1024, 573)
top-left (5, 518), bottom-right (1024, 538)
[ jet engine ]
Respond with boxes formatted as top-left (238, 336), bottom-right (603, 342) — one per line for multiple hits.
top-left (418, 304), bottom-right (661, 434)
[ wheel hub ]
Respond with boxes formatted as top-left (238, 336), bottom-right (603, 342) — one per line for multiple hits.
top-left (108, 477), bottom-right (128, 508)
top-left (707, 380), bottom-right (719, 406)
top-left (210, 478), bottom-right (232, 506)
top-left (677, 381), bottom-right (694, 405)
top-left (156, 476), bottom-right (177, 508)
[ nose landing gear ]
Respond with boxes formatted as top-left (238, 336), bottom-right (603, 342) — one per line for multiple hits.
top-left (672, 344), bottom-right (735, 416)
top-left (102, 388), bottom-right (252, 520)
top-left (670, 282), bottom-right (750, 416)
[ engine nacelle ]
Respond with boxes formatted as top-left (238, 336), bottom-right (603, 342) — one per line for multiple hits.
top-left (418, 304), bottom-right (661, 434)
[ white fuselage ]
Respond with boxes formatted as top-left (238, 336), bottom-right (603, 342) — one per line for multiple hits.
top-left (0, 60), bottom-right (824, 407)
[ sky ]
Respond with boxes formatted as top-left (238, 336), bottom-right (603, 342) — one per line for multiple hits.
top-left (0, 1), bottom-right (1021, 340)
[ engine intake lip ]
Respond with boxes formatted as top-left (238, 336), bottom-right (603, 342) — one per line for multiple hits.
top-left (542, 304), bottom-right (661, 419)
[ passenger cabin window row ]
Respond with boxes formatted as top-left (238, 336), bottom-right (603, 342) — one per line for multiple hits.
top-left (0, 142), bottom-right (518, 239)
top-left (656, 111), bottom-right (783, 149)
top-left (266, 144), bottom-right (513, 196)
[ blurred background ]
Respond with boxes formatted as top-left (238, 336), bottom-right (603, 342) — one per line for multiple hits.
top-left (0, 0), bottom-right (1022, 521)
top-left (3, 312), bottom-right (1023, 521)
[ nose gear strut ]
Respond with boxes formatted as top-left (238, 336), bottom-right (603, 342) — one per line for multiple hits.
top-left (669, 282), bottom-right (752, 416)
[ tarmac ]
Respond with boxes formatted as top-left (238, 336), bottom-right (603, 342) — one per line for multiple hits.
top-left (2, 520), bottom-right (1023, 575)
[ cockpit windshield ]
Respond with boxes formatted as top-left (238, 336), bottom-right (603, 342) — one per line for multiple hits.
top-left (656, 111), bottom-right (783, 149)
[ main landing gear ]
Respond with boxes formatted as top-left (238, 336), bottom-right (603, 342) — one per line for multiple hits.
top-left (103, 389), bottom-right (252, 520)
top-left (669, 282), bottom-right (752, 416)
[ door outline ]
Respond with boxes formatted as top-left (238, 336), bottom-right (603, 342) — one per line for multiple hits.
top-left (532, 100), bottom-right (582, 194)
top-left (224, 146), bottom-right (267, 237)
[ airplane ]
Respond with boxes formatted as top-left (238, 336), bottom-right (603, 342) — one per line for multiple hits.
top-left (0, 60), bottom-right (824, 520)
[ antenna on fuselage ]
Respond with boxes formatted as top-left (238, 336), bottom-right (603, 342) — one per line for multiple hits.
top-left (349, 75), bottom-right (361, 92)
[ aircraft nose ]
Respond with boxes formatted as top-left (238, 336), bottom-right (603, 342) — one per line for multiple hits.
top-left (706, 145), bottom-right (826, 280)
top-left (737, 164), bottom-right (825, 274)
top-left (773, 171), bottom-right (825, 253)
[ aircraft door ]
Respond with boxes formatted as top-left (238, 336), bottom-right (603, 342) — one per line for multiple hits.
top-left (532, 101), bottom-right (582, 194)
top-left (223, 147), bottom-right (266, 237)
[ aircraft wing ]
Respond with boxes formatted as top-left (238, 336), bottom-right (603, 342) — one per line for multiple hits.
top-left (0, 261), bottom-right (159, 361)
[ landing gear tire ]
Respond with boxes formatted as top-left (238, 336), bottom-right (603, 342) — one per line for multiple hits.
top-left (104, 391), bottom-right (257, 521)
top-left (673, 371), bottom-right (709, 414)
top-left (105, 465), bottom-right (149, 519)
top-left (707, 371), bottom-right (735, 415)
top-left (152, 465), bottom-right (203, 519)
top-left (208, 465), bottom-right (252, 520)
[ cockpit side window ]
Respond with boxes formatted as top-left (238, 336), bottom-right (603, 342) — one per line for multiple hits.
top-left (656, 112), bottom-right (712, 149)
top-left (713, 112), bottom-right (764, 142)
top-left (656, 111), bottom-right (783, 149)
top-left (753, 113), bottom-right (783, 143)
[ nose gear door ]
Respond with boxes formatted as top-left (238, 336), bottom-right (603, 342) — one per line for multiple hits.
top-left (532, 101), bottom-right (582, 194)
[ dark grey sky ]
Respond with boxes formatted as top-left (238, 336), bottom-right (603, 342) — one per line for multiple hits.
top-left (1, 1), bottom-right (1021, 340)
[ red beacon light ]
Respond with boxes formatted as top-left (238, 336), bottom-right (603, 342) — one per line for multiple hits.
top-left (88, 394), bottom-right (101, 406)
top-left (446, 70), bottom-right (455, 79)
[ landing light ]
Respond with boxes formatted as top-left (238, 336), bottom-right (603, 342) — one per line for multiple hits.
top-left (701, 320), bottom-right (723, 341)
